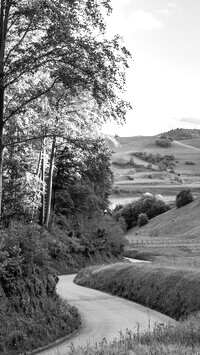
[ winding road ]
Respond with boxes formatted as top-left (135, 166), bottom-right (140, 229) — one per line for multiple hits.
top-left (36, 273), bottom-right (175, 355)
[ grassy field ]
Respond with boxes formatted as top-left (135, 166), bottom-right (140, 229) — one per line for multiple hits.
top-left (181, 138), bottom-right (200, 149)
top-left (124, 196), bottom-right (200, 268)
top-left (110, 135), bottom-right (200, 209)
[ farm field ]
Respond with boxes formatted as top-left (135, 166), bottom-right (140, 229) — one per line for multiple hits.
top-left (109, 135), bottom-right (200, 209)
top-left (125, 196), bottom-right (200, 269)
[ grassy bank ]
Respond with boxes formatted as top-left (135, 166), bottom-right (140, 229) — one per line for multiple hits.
top-left (68, 313), bottom-right (200, 354)
top-left (75, 262), bottom-right (200, 320)
top-left (0, 222), bottom-right (82, 354)
top-left (0, 217), bottom-right (125, 354)
top-left (125, 197), bottom-right (200, 268)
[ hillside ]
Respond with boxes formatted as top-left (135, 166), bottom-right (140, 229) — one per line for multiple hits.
top-left (160, 128), bottom-right (200, 140)
top-left (110, 134), bottom-right (200, 209)
top-left (125, 197), bottom-right (200, 267)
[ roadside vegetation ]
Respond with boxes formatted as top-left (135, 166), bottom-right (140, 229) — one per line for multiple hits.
top-left (74, 262), bottom-right (200, 353)
top-left (68, 313), bottom-right (200, 354)
top-left (0, 1), bottom-right (131, 353)
top-left (75, 262), bottom-right (200, 320)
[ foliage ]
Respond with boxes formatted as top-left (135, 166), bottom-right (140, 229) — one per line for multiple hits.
top-left (155, 138), bottom-right (172, 148)
top-left (137, 213), bottom-right (148, 227)
top-left (185, 161), bottom-right (195, 165)
top-left (161, 128), bottom-right (200, 140)
top-left (0, 0), bottom-right (132, 221)
top-left (176, 189), bottom-right (193, 208)
top-left (117, 216), bottom-right (127, 232)
top-left (68, 313), bottom-right (200, 355)
top-left (0, 221), bottom-right (81, 353)
top-left (113, 193), bottom-right (169, 230)
top-left (132, 152), bottom-right (175, 167)
top-left (74, 215), bottom-right (127, 257)
top-left (75, 262), bottom-right (200, 320)
top-left (53, 137), bottom-right (113, 217)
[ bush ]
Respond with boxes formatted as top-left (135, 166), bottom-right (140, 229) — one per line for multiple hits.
top-left (155, 138), bottom-right (171, 148)
top-left (75, 215), bottom-right (127, 256)
top-left (185, 161), bottom-right (195, 165)
top-left (176, 189), bottom-right (193, 208)
top-left (137, 213), bottom-right (148, 227)
top-left (117, 194), bottom-right (169, 230)
top-left (118, 216), bottom-right (127, 232)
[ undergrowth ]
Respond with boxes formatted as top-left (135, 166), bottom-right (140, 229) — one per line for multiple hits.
top-left (75, 263), bottom-right (200, 320)
top-left (68, 313), bottom-right (200, 354)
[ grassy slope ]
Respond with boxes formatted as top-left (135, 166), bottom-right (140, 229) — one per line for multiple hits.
top-left (75, 262), bottom-right (200, 319)
top-left (110, 136), bottom-right (200, 208)
top-left (127, 197), bottom-right (200, 239)
top-left (181, 138), bottom-right (200, 149)
top-left (125, 197), bottom-right (200, 267)
top-left (112, 136), bottom-right (200, 175)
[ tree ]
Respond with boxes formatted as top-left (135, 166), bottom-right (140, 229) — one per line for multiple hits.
top-left (53, 137), bottom-right (113, 219)
top-left (0, 0), bottom-right (132, 220)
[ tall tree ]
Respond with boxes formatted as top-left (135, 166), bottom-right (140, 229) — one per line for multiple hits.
top-left (0, 0), bottom-right (132, 219)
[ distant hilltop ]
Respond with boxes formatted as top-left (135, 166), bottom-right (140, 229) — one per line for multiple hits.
top-left (158, 128), bottom-right (200, 141)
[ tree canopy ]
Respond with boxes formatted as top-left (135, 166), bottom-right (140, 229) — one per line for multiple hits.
top-left (0, 0), bottom-right (132, 223)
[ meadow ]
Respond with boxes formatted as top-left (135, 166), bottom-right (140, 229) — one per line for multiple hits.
top-left (110, 135), bottom-right (200, 208)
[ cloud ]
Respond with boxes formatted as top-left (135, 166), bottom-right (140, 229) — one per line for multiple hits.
top-left (170, 117), bottom-right (200, 129)
top-left (168, 2), bottom-right (177, 8)
top-left (130, 10), bottom-right (163, 32)
top-left (180, 117), bottom-right (200, 126)
top-left (168, 2), bottom-right (182, 13)
top-left (157, 9), bottom-right (170, 16)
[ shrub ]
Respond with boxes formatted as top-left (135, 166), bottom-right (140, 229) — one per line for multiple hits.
top-left (176, 189), bottom-right (193, 208)
top-left (137, 213), bottom-right (148, 227)
top-left (155, 138), bottom-right (171, 148)
top-left (113, 204), bottom-right (123, 213)
top-left (76, 215), bottom-right (127, 256)
top-left (118, 216), bottom-right (127, 232)
top-left (118, 194), bottom-right (169, 230)
top-left (185, 161), bottom-right (195, 165)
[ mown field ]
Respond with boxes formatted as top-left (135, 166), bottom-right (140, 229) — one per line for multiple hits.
top-left (125, 196), bottom-right (200, 268)
top-left (109, 135), bottom-right (200, 209)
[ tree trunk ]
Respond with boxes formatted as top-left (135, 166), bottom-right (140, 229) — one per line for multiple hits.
top-left (40, 139), bottom-right (46, 225)
top-left (0, 3), bottom-right (4, 221)
top-left (0, 139), bottom-right (3, 220)
top-left (45, 137), bottom-right (56, 228)
top-left (0, 88), bottom-right (4, 220)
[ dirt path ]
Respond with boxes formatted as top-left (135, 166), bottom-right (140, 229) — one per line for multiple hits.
top-left (174, 140), bottom-right (200, 151)
top-left (36, 274), bottom-right (175, 355)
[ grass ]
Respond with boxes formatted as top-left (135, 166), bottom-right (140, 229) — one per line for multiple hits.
top-left (74, 262), bottom-right (200, 354)
top-left (125, 197), bottom-right (200, 267)
top-left (68, 313), bottom-right (200, 355)
top-left (110, 135), bottom-right (200, 208)
top-left (75, 262), bottom-right (200, 320)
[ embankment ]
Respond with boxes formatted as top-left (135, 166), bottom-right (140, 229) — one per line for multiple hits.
top-left (75, 262), bottom-right (200, 320)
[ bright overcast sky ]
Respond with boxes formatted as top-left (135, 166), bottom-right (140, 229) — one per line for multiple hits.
top-left (102, 0), bottom-right (200, 136)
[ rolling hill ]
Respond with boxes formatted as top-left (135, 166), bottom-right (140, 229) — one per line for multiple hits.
top-left (109, 134), bottom-right (200, 209)
top-left (125, 196), bottom-right (200, 267)
top-left (160, 128), bottom-right (200, 140)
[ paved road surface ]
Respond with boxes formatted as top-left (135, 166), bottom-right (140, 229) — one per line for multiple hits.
top-left (36, 274), bottom-right (175, 355)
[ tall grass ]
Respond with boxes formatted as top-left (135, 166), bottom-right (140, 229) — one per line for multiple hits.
top-left (68, 313), bottom-right (200, 354)
top-left (75, 263), bottom-right (200, 319)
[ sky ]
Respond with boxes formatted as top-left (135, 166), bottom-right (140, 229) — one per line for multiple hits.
top-left (102, 0), bottom-right (200, 136)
